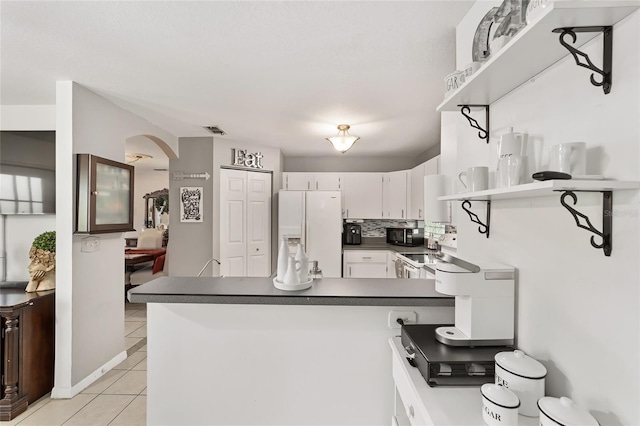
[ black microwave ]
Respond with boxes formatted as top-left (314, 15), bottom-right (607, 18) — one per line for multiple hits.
top-left (386, 228), bottom-right (424, 247)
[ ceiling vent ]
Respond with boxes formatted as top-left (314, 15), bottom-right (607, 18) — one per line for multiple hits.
top-left (203, 126), bottom-right (226, 135)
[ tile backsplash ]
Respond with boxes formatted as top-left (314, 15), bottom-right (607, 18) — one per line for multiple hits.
top-left (352, 219), bottom-right (447, 239)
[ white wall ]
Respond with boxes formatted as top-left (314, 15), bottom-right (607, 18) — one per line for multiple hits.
top-left (447, 6), bottom-right (639, 425)
top-left (0, 105), bottom-right (56, 130)
top-left (53, 81), bottom-right (178, 397)
top-left (284, 155), bottom-right (418, 172)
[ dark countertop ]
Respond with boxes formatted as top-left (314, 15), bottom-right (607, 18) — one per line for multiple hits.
top-left (128, 276), bottom-right (454, 307)
top-left (343, 240), bottom-right (437, 255)
top-left (0, 282), bottom-right (55, 309)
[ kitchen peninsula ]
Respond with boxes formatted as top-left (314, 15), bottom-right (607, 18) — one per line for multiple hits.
top-left (128, 277), bottom-right (453, 425)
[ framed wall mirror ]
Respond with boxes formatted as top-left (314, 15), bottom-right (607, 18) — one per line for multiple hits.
top-left (143, 188), bottom-right (169, 229)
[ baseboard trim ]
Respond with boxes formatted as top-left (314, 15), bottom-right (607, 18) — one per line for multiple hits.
top-left (51, 350), bottom-right (127, 399)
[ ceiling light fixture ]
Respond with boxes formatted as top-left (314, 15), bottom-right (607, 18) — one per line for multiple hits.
top-left (125, 153), bottom-right (153, 164)
top-left (326, 124), bottom-right (360, 153)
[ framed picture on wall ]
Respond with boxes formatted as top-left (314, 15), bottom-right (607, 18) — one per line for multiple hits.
top-left (179, 187), bottom-right (203, 223)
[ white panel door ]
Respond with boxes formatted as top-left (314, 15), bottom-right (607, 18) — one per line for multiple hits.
top-left (220, 169), bottom-right (272, 277)
top-left (247, 172), bottom-right (271, 277)
top-left (220, 169), bottom-right (247, 277)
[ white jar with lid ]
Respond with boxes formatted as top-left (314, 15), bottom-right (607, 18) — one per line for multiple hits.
top-left (495, 350), bottom-right (547, 417)
top-left (538, 397), bottom-right (600, 425)
top-left (481, 383), bottom-right (520, 426)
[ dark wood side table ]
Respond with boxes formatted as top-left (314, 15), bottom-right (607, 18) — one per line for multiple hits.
top-left (0, 284), bottom-right (55, 421)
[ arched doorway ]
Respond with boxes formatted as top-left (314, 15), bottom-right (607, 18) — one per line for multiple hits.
top-left (125, 135), bottom-right (177, 233)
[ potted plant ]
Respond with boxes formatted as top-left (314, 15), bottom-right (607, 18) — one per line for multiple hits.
top-left (154, 194), bottom-right (169, 214)
top-left (26, 231), bottom-right (56, 292)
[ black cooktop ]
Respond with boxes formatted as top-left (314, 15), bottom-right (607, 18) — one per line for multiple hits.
top-left (402, 324), bottom-right (511, 363)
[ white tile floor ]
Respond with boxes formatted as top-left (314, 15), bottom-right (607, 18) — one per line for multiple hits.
top-left (7, 302), bottom-right (148, 426)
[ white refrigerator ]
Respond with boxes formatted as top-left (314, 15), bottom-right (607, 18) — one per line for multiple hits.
top-left (278, 190), bottom-right (342, 278)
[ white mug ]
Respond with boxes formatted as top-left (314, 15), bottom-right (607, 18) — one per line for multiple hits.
top-left (497, 155), bottom-right (523, 188)
top-left (549, 142), bottom-right (586, 175)
top-left (459, 166), bottom-right (489, 192)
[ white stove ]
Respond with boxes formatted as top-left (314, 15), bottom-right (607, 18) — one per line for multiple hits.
top-left (395, 252), bottom-right (443, 279)
top-left (395, 233), bottom-right (457, 279)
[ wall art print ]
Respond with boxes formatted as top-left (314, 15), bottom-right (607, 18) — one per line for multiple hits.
top-left (179, 187), bottom-right (203, 223)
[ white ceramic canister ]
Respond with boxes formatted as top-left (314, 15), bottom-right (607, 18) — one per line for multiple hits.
top-left (481, 384), bottom-right (520, 426)
top-left (538, 397), bottom-right (599, 426)
top-left (494, 350), bottom-right (547, 417)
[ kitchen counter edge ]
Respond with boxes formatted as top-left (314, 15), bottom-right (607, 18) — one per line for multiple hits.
top-left (127, 276), bottom-right (453, 307)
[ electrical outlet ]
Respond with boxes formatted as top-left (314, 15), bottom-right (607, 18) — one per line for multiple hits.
top-left (388, 310), bottom-right (417, 329)
top-left (81, 236), bottom-right (100, 253)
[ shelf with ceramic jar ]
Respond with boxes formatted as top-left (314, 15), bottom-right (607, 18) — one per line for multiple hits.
top-left (438, 1), bottom-right (640, 141)
top-left (438, 179), bottom-right (640, 257)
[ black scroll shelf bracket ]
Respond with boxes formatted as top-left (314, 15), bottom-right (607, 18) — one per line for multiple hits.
top-left (458, 105), bottom-right (490, 142)
top-left (461, 200), bottom-right (491, 238)
top-left (558, 190), bottom-right (612, 256)
top-left (552, 26), bottom-right (612, 94)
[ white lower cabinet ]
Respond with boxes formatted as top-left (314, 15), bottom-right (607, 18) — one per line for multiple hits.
top-left (343, 250), bottom-right (388, 278)
top-left (387, 252), bottom-right (398, 278)
top-left (392, 348), bottom-right (431, 426)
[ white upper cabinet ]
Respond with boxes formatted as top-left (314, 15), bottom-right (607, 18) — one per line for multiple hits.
top-left (410, 163), bottom-right (425, 220)
top-left (314, 173), bottom-right (342, 190)
top-left (283, 173), bottom-right (314, 190)
top-left (283, 173), bottom-right (342, 191)
top-left (410, 156), bottom-right (440, 220)
top-left (343, 173), bottom-right (383, 219)
top-left (383, 170), bottom-right (408, 219)
top-left (424, 156), bottom-right (439, 176)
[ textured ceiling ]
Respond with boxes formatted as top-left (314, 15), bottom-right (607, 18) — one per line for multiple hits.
top-left (1, 1), bottom-right (474, 166)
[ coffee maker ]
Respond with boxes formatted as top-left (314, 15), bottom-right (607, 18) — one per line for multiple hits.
top-left (343, 223), bottom-right (362, 245)
top-left (434, 256), bottom-right (515, 347)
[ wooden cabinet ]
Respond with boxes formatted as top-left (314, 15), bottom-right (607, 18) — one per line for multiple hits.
top-left (343, 250), bottom-right (388, 278)
top-left (343, 173), bottom-right (383, 219)
top-left (282, 173), bottom-right (342, 191)
top-left (75, 154), bottom-right (135, 234)
top-left (0, 286), bottom-right (55, 421)
top-left (383, 171), bottom-right (408, 219)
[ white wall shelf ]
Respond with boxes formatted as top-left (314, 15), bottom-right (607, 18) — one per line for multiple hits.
top-left (436, 1), bottom-right (640, 112)
top-left (438, 180), bottom-right (640, 256)
top-left (438, 180), bottom-right (640, 202)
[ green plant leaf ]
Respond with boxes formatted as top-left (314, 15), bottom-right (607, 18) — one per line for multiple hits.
top-left (32, 231), bottom-right (56, 252)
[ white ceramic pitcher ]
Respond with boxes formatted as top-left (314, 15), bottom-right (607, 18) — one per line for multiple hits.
top-left (295, 243), bottom-right (309, 282)
top-left (283, 256), bottom-right (301, 286)
top-left (496, 127), bottom-right (528, 187)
